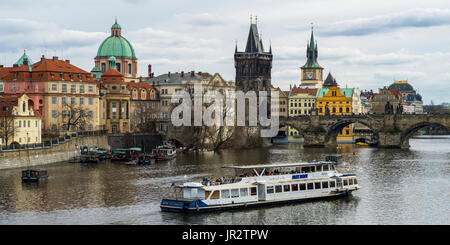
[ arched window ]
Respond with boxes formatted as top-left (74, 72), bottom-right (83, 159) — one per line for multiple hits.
top-left (22, 101), bottom-right (26, 112)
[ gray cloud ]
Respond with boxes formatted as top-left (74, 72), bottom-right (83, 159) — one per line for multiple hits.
top-left (318, 8), bottom-right (450, 36)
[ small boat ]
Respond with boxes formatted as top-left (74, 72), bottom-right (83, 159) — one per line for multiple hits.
top-left (125, 159), bottom-right (138, 165)
top-left (153, 144), bottom-right (176, 161)
top-left (22, 169), bottom-right (48, 183)
top-left (160, 156), bottom-right (360, 213)
top-left (138, 153), bottom-right (155, 164)
top-left (356, 142), bottom-right (369, 146)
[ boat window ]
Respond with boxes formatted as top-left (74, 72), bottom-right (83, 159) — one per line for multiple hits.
top-left (221, 189), bottom-right (230, 198)
top-left (299, 183), bottom-right (306, 191)
top-left (322, 181), bottom-right (328, 188)
top-left (205, 191), bottom-right (211, 199)
top-left (331, 165), bottom-right (335, 170)
top-left (301, 167), bottom-right (310, 173)
top-left (316, 165), bottom-right (322, 172)
top-left (275, 185), bottom-right (282, 193)
top-left (307, 183), bottom-right (314, 190)
top-left (283, 185), bottom-right (290, 192)
top-left (310, 166), bottom-right (316, 172)
top-left (354, 179), bottom-right (358, 185)
top-left (240, 188), bottom-right (248, 197)
top-left (343, 179), bottom-right (348, 186)
top-left (210, 191), bottom-right (220, 199)
top-left (323, 165), bottom-right (329, 171)
top-left (250, 187), bottom-right (257, 196)
top-left (349, 179), bottom-right (354, 185)
top-left (330, 181), bottom-right (336, 188)
top-left (315, 182), bottom-right (321, 189)
top-left (231, 189), bottom-right (239, 198)
top-left (291, 184), bottom-right (299, 191)
top-left (267, 186), bottom-right (274, 194)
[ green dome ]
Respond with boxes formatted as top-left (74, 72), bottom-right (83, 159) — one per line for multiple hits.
top-left (96, 35), bottom-right (136, 59)
top-left (111, 22), bottom-right (121, 29)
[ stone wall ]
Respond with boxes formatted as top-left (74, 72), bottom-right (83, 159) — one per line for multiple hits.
top-left (0, 135), bottom-right (108, 170)
top-left (108, 133), bottom-right (163, 152)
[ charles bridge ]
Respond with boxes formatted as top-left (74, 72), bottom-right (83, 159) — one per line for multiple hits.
top-left (280, 114), bottom-right (450, 148)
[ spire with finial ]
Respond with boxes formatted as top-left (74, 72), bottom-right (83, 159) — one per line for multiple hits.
top-left (302, 22), bottom-right (322, 69)
top-left (111, 17), bottom-right (122, 36)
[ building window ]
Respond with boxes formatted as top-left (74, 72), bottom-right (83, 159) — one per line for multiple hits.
top-left (88, 86), bottom-right (93, 93)
top-left (88, 97), bottom-right (93, 105)
top-left (62, 97), bottom-right (67, 104)
top-left (52, 97), bottom-right (57, 104)
top-left (71, 85), bottom-right (76, 93)
top-left (52, 110), bottom-right (58, 118)
top-left (62, 84), bottom-right (67, 92)
top-left (52, 84), bottom-right (57, 91)
top-left (80, 98), bottom-right (84, 105)
top-left (128, 63), bottom-right (132, 74)
top-left (71, 97), bottom-right (76, 104)
top-left (52, 124), bottom-right (57, 131)
top-left (88, 124), bottom-right (93, 131)
top-left (116, 63), bottom-right (121, 72)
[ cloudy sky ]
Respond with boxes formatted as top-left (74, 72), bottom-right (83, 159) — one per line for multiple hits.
top-left (1, 0), bottom-right (450, 104)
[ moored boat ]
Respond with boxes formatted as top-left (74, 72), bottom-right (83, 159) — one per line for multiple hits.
top-left (160, 156), bottom-right (360, 213)
top-left (22, 169), bottom-right (48, 183)
top-left (152, 144), bottom-right (176, 161)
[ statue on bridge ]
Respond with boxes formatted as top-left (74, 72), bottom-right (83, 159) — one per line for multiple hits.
top-left (325, 103), bottom-right (330, 116)
top-left (385, 101), bottom-right (394, 114)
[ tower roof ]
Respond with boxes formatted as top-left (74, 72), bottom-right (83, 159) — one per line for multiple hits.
top-left (96, 20), bottom-right (136, 59)
top-left (15, 49), bottom-right (34, 67)
top-left (323, 72), bottom-right (338, 87)
top-left (245, 23), bottom-right (265, 53)
top-left (302, 26), bottom-right (322, 69)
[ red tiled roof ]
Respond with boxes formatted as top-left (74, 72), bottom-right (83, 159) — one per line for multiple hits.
top-left (290, 88), bottom-right (317, 96)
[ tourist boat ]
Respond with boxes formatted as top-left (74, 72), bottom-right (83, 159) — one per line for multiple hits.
top-left (111, 149), bottom-right (127, 161)
top-left (160, 156), bottom-right (360, 213)
top-left (152, 144), bottom-right (176, 161)
top-left (22, 169), bottom-right (48, 183)
top-left (80, 151), bottom-right (101, 163)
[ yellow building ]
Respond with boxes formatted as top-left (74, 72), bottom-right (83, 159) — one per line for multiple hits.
top-left (287, 86), bottom-right (317, 142)
top-left (316, 73), bottom-right (353, 142)
top-left (0, 94), bottom-right (41, 146)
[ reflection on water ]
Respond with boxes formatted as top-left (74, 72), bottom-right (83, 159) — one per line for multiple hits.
top-left (0, 136), bottom-right (449, 224)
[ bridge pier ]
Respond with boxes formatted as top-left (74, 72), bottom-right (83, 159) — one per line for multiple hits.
top-left (303, 132), bottom-right (326, 147)
top-left (378, 131), bottom-right (405, 149)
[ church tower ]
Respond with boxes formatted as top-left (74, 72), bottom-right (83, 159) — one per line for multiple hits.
top-left (300, 26), bottom-right (324, 88)
top-left (234, 18), bottom-right (273, 93)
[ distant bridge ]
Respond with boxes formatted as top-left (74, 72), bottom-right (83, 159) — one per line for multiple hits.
top-left (280, 114), bottom-right (450, 148)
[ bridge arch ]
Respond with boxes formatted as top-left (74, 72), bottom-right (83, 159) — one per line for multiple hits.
top-left (325, 119), bottom-right (378, 146)
top-left (401, 122), bottom-right (449, 147)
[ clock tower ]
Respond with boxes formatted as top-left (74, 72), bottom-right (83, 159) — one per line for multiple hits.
top-left (300, 26), bottom-right (323, 88)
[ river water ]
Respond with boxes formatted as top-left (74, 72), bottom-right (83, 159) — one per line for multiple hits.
top-left (0, 136), bottom-right (449, 225)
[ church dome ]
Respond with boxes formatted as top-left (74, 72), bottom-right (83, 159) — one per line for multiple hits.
top-left (388, 81), bottom-right (414, 92)
top-left (96, 20), bottom-right (136, 59)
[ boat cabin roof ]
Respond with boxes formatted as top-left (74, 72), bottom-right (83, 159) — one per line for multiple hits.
top-left (222, 161), bottom-right (338, 170)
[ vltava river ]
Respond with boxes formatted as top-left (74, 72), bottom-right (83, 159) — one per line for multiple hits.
top-left (0, 136), bottom-right (449, 225)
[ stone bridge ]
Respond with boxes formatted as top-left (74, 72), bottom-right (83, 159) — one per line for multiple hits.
top-left (280, 114), bottom-right (450, 148)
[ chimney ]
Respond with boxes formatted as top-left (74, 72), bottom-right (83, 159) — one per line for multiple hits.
top-left (181, 71), bottom-right (184, 77)
top-left (65, 60), bottom-right (70, 64)
top-left (52, 56), bottom-right (58, 61)
top-left (198, 71), bottom-right (202, 75)
top-left (0, 65), bottom-right (3, 68)
top-left (148, 64), bottom-right (152, 77)
top-left (191, 70), bottom-right (194, 77)
top-left (168, 71), bottom-right (171, 77)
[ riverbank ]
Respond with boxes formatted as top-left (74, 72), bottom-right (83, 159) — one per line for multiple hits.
top-left (0, 135), bottom-right (108, 170)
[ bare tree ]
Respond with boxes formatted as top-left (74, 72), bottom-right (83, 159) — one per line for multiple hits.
top-left (0, 116), bottom-right (16, 147)
top-left (60, 103), bottom-right (92, 132)
top-left (133, 102), bottom-right (160, 133)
